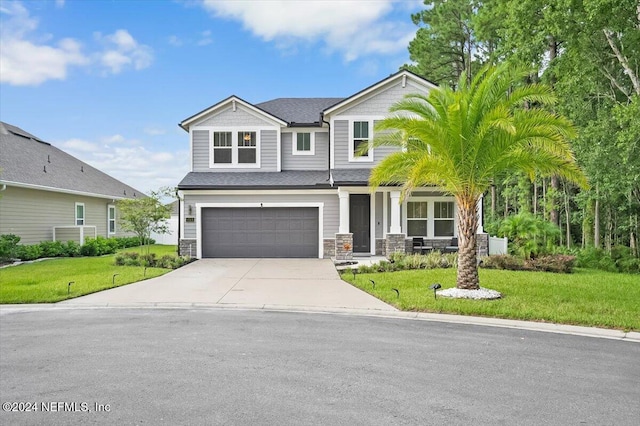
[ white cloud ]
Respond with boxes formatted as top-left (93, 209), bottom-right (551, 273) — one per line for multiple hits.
top-left (59, 134), bottom-right (189, 194)
top-left (197, 30), bottom-right (213, 46)
top-left (144, 127), bottom-right (167, 136)
top-left (0, 2), bottom-right (88, 85)
top-left (55, 0), bottom-right (65, 8)
top-left (0, 2), bottom-right (154, 85)
top-left (199, 0), bottom-right (416, 61)
top-left (94, 29), bottom-right (153, 74)
top-left (168, 35), bottom-right (183, 46)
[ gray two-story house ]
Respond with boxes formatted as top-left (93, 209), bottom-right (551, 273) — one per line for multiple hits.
top-left (177, 70), bottom-right (487, 259)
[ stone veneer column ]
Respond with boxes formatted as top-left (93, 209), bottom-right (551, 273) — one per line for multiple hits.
top-left (385, 234), bottom-right (406, 255)
top-left (335, 233), bottom-right (353, 260)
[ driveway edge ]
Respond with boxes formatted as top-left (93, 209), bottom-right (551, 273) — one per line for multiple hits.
top-left (1, 303), bottom-right (638, 343)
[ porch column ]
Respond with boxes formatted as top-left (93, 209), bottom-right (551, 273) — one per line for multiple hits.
top-left (476, 196), bottom-right (484, 233)
top-left (389, 190), bottom-right (401, 234)
top-left (338, 189), bottom-right (350, 234)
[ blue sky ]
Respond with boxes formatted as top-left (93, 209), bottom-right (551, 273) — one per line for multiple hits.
top-left (0, 0), bottom-right (423, 194)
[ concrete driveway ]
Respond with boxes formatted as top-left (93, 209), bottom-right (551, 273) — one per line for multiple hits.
top-left (59, 259), bottom-right (396, 312)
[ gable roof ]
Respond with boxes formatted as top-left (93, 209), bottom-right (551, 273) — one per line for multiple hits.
top-left (256, 98), bottom-right (344, 126)
top-left (322, 69), bottom-right (438, 116)
top-left (0, 121), bottom-right (144, 199)
top-left (179, 95), bottom-right (288, 131)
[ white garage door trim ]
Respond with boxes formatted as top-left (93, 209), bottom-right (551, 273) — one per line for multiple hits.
top-left (196, 202), bottom-right (324, 259)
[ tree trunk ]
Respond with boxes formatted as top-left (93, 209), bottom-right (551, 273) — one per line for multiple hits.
top-left (550, 175), bottom-right (559, 226)
top-left (456, 196), bottom-right (479, 290)
top-left (491, 184), bottom-right (496, 218)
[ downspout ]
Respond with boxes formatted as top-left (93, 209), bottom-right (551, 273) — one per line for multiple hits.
top-left (176, 188), bottom-right (181, 255)
top-left (321, 114), bottom-right (332, 185)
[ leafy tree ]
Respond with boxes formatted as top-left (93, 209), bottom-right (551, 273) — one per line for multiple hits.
top-left (369, 63), bottom-right (587, 289)
top-left (117, 188), bottom-right (174, 254)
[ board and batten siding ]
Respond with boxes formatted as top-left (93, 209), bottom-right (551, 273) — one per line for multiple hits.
top-left (191, 129), bottom-right (278, 172)
top-left (182, 192), bottom-right (339, 240)
top-left (0, 186), bottom-right (129, 245)
top-left (281, 132), bottom-right (328, 170)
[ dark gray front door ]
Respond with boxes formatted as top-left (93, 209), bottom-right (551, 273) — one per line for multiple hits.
top-left (350, 195), bottom-right (370, 253)
top-left (201, 208), bottom-right (318, 258)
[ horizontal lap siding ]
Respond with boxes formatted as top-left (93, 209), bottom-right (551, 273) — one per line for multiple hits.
top-left (281, 132), bottom-right (328, 170)
top-left (197, 106), bottom-right (274, 127)
top-left (192, 130), bottom-right (210, 172)
top-left (183, 192), bottom-right (339, 240)
top-left (0, 186), bottom-right (121, 245)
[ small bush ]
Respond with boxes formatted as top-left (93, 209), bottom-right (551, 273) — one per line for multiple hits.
top-left (63, 241), bottom-right (81, 257)
top-left (526, 255), bottom-right (576, 273)
top-left (80, 239), bottom-right (99, 256)
top-left (481, 255), bottom-right (525, 271)
top-left (140, 253), bottom-right (157, 267)
top-left (39, 240), bottom-right (65, 257)
top-left (0, 234), bottom-right (21, 262)
top-left (17, 244), bottom-right (42, 261)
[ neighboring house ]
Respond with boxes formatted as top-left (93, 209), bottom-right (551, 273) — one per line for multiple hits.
top-left (150, 200), bottom-right (179, 245)
top-left (0, 121), bottom-right (143, 245)
top-left (177, 70), bottom-right (487, 259)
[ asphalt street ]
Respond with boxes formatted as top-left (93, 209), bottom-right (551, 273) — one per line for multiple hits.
top-left (1, 308), bottom-right (638, 425)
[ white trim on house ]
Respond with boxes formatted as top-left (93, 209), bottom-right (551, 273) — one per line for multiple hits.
top-left (205, 126), bottom-right (263, 169)
top-left (0, 181), bottom-right (132, 200)
top-left (75, 202), bottom-right (85, 226)
top-left (323, 71), bottom-right (438, 116)
top-left (292, 131), bottom-right (316, 156)
top-left (329, 117), bottom-right (336, 169)
top-left (107, 204), bottom-right (116, 235)
top-left (276, 127), bottom-right (282, 172)
top-left (183, 189), bottom-right (338, 196)
top-left (181, 96), bottom-right (288, 129)
top-left (402, 196), bottom-right (457, 239)
top-left (195, 202), bottom-right (324, 259)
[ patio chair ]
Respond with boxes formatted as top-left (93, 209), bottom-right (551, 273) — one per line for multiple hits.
top-left (412, 237), bottom-right (433, 254)
top-left (443, 237), bottom-right (459, 253)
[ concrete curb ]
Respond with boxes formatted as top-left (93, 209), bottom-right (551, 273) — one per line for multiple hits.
top-left (1, 303), bottom-right (638, 343)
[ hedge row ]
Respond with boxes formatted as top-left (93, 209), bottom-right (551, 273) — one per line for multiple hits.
top-left (0, 234), bottom-right (155, 262)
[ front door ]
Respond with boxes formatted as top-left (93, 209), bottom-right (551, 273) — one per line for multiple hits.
top-left (350, 194), bottom-right (370, 253)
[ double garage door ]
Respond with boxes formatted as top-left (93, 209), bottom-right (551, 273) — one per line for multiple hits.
top-left (201, 207), bottom-right (319, 258)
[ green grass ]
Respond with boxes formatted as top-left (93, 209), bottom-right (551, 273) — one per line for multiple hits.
top-left (0, 245), bottom-right (178, 304)
top-left (343, 268), bottom-right (640, 331)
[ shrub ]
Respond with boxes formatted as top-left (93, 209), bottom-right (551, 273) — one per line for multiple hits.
top-left (481, 255), bottom-right (525, 271)
top-left (39, 240), bottom-right (65, 257)
top-left (140, 253), bottom-right (157, 267)
top-left (63, 241), bottom-right (81, 257)
top-left (17, 244), bottom-right (42, 261)
top-left (0, 234), bottom-right (21, 262)
top-left (495, 213), bottom-right (561, 258)
top-left (525, 255), bottom-right (576, 273)
top-left (80, 238), bottom-right (100, 256)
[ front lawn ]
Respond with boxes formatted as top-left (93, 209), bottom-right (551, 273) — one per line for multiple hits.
top-left (0, 245), bottom-right (179, 304)
top-left (343, 268), bottom-right (640, 331)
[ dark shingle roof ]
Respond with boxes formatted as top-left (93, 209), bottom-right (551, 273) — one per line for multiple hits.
top-left (256, 98), bottom-right (345, 125)
top-left (178, 169), bottom-right (376, 189)
top-left (0, 121), bottom-right (144, 199)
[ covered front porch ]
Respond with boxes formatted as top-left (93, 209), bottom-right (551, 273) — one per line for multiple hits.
top-left (326, 187), bottom-right (487, 259)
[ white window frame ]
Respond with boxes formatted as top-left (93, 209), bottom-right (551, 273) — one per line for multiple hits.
top-left (212, 131), bottom-right (233, 165)
top-left (206, 126), bottom-right (262, 168)
top-left (406, 200), bottom-right (428, 238)
top-left (107, 204), bottom-right (116, 235)
top-left (75, 202), bottom-right (85, 226)
top-left (433, 200), bottom-right (456, 237)
top-left (292, 131), bottom-right (315, 155)
top-left (349, 119), bottom-right (373, 162)
top-left (402, 196), bottom-right (457, 239)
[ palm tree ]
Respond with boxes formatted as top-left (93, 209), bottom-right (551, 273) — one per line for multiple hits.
top-left (369, 64), bottom-right (587, 290)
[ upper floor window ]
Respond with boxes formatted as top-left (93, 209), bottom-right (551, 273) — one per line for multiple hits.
top-left (75, 203), bottom-right (85, 226)
top-left (210, 129), bottom-right (260, 167)
top-left (238, 131), bottom-right (256, 164)
top-left (350, 120), bottom-right (373, 162)
top-left (293, 132), bottom-right (315, 155)
top-left (213, 132), bottom-right (232, 164)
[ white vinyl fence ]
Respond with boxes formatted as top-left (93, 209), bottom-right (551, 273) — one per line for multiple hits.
top-left (488, 236), bottom-right (508, 255)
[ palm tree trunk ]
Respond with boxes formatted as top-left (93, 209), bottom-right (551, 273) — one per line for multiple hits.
top-left (456, 196), bottom-right (479, 290)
